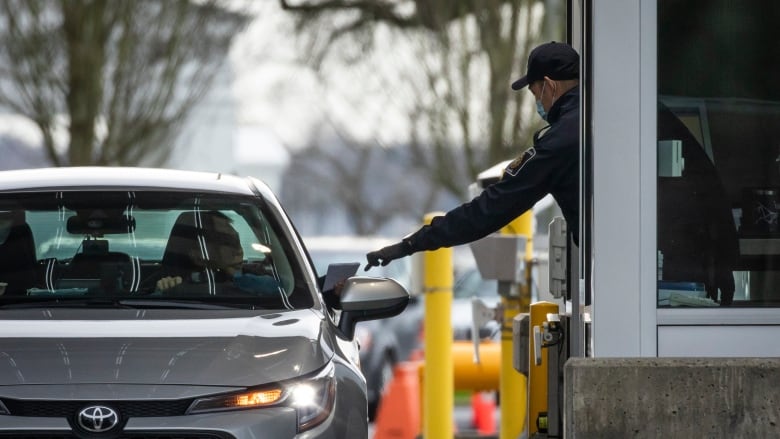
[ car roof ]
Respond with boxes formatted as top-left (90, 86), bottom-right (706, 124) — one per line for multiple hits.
top-left (0, 167), bottom-right (270, 197)
top-left (302, 236), bottom-right (397, 253)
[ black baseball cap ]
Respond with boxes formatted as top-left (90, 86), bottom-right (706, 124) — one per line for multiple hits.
top-left (511, 42), bottom-right (579, 90)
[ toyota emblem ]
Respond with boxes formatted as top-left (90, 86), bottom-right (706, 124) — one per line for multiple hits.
top-left (77, 405), bottom-right (120, 433)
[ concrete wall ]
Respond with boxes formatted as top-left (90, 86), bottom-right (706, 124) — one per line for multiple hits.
top-left (565, 357), bottom-right (780, 438)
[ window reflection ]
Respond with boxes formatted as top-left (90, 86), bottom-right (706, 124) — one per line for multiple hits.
top-left (658, 1), bottom-right (780, 307)
top-left (657, 100), bottom-right (738, 306)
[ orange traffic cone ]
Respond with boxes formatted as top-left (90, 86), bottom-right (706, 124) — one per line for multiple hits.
top-left (373, 361), bottom-right (422, 439)
top-left (471, 391), bottom-right (497, 435)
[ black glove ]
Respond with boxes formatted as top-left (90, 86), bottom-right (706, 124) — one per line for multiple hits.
top-left (365, 241), bottom-right (412, 271)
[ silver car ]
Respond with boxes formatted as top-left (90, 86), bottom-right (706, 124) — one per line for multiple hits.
top-left (304, 236), bottom-right (422, 421)
top-left (0, 167), bottom-right (409, 438)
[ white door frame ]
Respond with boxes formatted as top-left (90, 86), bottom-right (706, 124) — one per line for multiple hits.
top-left (588, 0), bottom-right (657, 357)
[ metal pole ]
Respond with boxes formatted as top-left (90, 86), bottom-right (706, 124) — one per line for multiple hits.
top-left (568, 238), bottom-right (584, 358)
top-left (422, 213), bottom-right (453, 439)
top-left (498, 212), bottom-right (533, 439)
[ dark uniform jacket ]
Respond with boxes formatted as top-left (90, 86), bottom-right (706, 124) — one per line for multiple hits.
top-left (405, 86), bottom-right (580, 252)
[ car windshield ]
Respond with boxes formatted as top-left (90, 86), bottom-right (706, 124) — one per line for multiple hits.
top-left (0, 191), bottom-right (312, 309)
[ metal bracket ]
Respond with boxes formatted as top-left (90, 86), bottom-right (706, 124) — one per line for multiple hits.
top-left (548, 217), bottom-right (567, 299)
top-left (534, 314), bottom-right (564, 366)
top-left (512, 313), bottom-right (530, 375)
top-left (533, 325), bottom-right (543, 365)
top-left (471, 297), bottom-right (498, 364)
top-left (469, 234), bottom-right (527, 285)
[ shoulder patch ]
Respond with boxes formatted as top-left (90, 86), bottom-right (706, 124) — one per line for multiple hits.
top-left (505, 147), bottom-right (536, 177)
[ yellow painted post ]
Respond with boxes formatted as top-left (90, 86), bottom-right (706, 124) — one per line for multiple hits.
top-left (500, 212), bottom-right (534, 312)
top-left (498, 211), bottom-right (533, 439)
top-left (528, 301), bottom-right (559, 435)
top-left (422, 213), bottom-right (453, 439)
top-left (499, 296), bottom-right (526, 439)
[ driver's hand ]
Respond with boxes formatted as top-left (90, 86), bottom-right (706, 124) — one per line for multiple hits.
top-left (156, 276), bottom-right (182, 292)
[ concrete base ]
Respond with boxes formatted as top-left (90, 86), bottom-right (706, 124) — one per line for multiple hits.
top-left (565, 357), bottom-right (780, 438)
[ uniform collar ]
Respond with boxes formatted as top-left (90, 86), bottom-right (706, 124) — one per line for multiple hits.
top-left (546, 85), bottom-right (579, 124)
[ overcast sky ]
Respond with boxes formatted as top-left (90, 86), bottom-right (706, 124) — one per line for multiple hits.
top-left (228, 2), bottom-right (422, 151)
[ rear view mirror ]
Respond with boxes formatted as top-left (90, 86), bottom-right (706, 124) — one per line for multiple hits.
top-left (337, 276), bottom-right (410, 339)
top-left (67, 214), bottom-right (135, 235)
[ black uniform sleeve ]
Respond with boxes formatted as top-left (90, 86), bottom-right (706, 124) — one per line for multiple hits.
top-left (405, 137), bottom-right (564, 252)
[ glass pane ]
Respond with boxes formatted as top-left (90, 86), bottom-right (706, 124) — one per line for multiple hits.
top-left (657, 1), bottom-right (780, 307)
top-left (0, 191), bottom-right (312, 309)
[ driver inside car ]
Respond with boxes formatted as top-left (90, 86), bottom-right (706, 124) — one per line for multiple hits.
top-left (156, 211), bottom-right (281, 296)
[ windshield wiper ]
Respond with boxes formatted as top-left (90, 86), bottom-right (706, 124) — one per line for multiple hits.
top-left (0, 299), bottom-right (137, 309)
top-left (117, 299), bottom-right (247, 310)
top-left (1, 298), bottom-right (257, 310)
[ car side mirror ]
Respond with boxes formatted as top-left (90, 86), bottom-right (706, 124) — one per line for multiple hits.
top-left (337, 276), bottom-right (409, 340)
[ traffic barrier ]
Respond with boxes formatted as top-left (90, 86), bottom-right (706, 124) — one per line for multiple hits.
top-left (373, 361), bottom-right (422, 439)
top-left (451, 340), bottom-right (499, 435)
top-left (471, 391), bottom-right (497, 435)
top-left (451, 341), bottom-right (500, 391)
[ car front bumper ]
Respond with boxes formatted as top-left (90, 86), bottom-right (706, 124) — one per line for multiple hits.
top-left (0, 405), bottom-right (357, 439)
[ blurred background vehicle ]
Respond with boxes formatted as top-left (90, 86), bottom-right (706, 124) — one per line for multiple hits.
top-left (304, 236), bottom-right (424, 421)
top-left (451, 266), bottom-right (500, 341)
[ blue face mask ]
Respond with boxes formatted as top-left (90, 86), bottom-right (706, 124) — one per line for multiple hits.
top-left (536, 82), bottom-right (547, 121)
top-left (536, 100), bottom-right (547, 121)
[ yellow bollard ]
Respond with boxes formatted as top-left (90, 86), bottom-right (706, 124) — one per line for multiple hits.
top-left (528, 301), bottom-right (559, 435)
top-left (499, 296), bottom-right (526, 438)
top-left (422, 213), bottom-right (453, 439)
top-left (498, 211), bottom-right (533, 439)
top-left (499, 210), bottom-right (533, 439)
top-left (500, 212), bottom-right (534, 312)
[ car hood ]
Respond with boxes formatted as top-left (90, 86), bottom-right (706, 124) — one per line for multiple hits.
top-left (0, 309), bottom-right (333, 387)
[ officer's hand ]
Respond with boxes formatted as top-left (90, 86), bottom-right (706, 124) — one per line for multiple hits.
top-left (365, 242), bottom-right (410, 271)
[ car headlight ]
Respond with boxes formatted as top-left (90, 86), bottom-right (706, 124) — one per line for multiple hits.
top-left (187, 362), bottom-right (336, 432)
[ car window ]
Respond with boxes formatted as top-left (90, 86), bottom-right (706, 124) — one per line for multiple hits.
top-left (0, 191), bottom-right (312, 309)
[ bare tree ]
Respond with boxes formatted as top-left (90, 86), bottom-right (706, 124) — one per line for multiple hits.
top-left (280, 119), bottom-right (442, 235)
top-left (0, 0), bottom-right (247, 166)
top-left (279, 0), bottom-right (563, 202)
